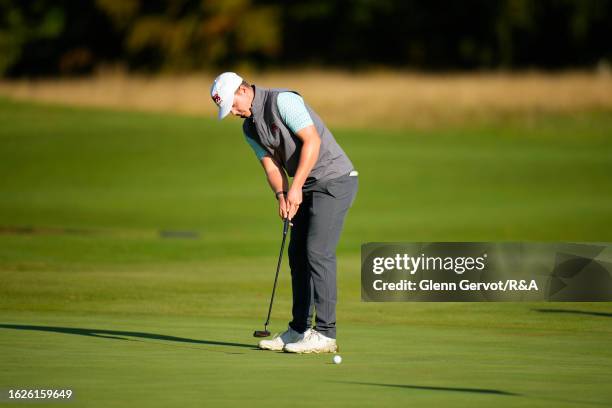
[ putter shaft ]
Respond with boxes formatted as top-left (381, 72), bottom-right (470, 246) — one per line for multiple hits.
top-left (255, 218), bottom-right (290, 337)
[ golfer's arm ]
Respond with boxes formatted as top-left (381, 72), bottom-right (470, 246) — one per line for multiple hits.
top-left (291, 125), bottom-right (321, 189)
top-left (261, 156), bottom-right (289, 195)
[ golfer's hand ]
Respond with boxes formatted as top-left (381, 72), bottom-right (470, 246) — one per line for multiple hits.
top-left (278, 195), bottom-right (289, 220)
top-left (286, 187), bottom-right (302, 220)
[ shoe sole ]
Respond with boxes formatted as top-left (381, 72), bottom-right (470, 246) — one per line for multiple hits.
top-left (259, 336), bottom-right (305, 351)
top-left (283, 344), bottom-right (338, 354)
top-left (258, 344), bottom-right (284, 351)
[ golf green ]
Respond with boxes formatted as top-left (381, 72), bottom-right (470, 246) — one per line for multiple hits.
top-left (1, 99), bottom-right (611, 407)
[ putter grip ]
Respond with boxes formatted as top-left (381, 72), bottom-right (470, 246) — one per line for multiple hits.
top-left (283, 218), bottom-right (290, 235)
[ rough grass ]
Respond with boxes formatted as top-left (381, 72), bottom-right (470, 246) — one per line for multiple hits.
top-left (1, 70), bottom-right (612, 129)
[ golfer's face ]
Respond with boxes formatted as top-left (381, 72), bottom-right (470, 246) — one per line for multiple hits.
top-left (231, 87), bottom-right (251, 118)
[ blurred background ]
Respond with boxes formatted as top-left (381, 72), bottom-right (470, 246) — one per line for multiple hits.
top-left (0, 0), bottom-right (611, 246)
top-left (2, 0), bottom-right (612, 75)
top-left (0, 0), bottom-right (611, 128)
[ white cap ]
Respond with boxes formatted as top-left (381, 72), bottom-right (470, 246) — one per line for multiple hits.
top-left (210, 72), bottom-right (243, 120)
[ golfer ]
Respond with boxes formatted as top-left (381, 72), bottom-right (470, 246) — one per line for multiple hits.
top-left (211, 72), bottom-right (358, 353)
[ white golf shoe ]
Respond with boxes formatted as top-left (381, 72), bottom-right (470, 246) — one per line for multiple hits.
top-left (258, 326), bottom-right (310, 351)
top-left (283, 329), bottom-right (338, 354)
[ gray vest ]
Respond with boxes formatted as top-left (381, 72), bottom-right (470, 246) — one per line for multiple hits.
top-left (243, 86), bottom-right (353, 185)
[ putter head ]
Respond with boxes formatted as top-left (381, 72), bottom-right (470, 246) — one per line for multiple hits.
top-left (253, 330), bottom-right (271, 338)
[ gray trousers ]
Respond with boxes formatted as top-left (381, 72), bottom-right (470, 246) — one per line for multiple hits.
top-left (288, 173), bottom-right (358, 339)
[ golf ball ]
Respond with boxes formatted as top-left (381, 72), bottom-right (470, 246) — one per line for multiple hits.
top-left (333, 355), bottom-right (342, 364)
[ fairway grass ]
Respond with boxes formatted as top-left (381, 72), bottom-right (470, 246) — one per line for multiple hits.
top-left (1, 99), bottom-right (611, 407)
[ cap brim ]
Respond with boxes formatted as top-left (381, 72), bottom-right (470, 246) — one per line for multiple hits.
top-left (217, 101), bottom-right (232, 120)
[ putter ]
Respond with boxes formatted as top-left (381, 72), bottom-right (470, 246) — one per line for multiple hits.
top-left (253, 217), bottom-right (291, 337)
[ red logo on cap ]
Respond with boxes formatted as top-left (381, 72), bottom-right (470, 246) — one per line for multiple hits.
top-left (212, 93), bottom-right (221, 104)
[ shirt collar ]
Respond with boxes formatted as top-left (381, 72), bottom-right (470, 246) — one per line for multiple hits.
top-left (250, 85), bottom-right (266, 121)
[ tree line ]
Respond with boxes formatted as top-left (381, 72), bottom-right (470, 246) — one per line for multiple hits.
top-left (1, 0), bottom-right (610, 76)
